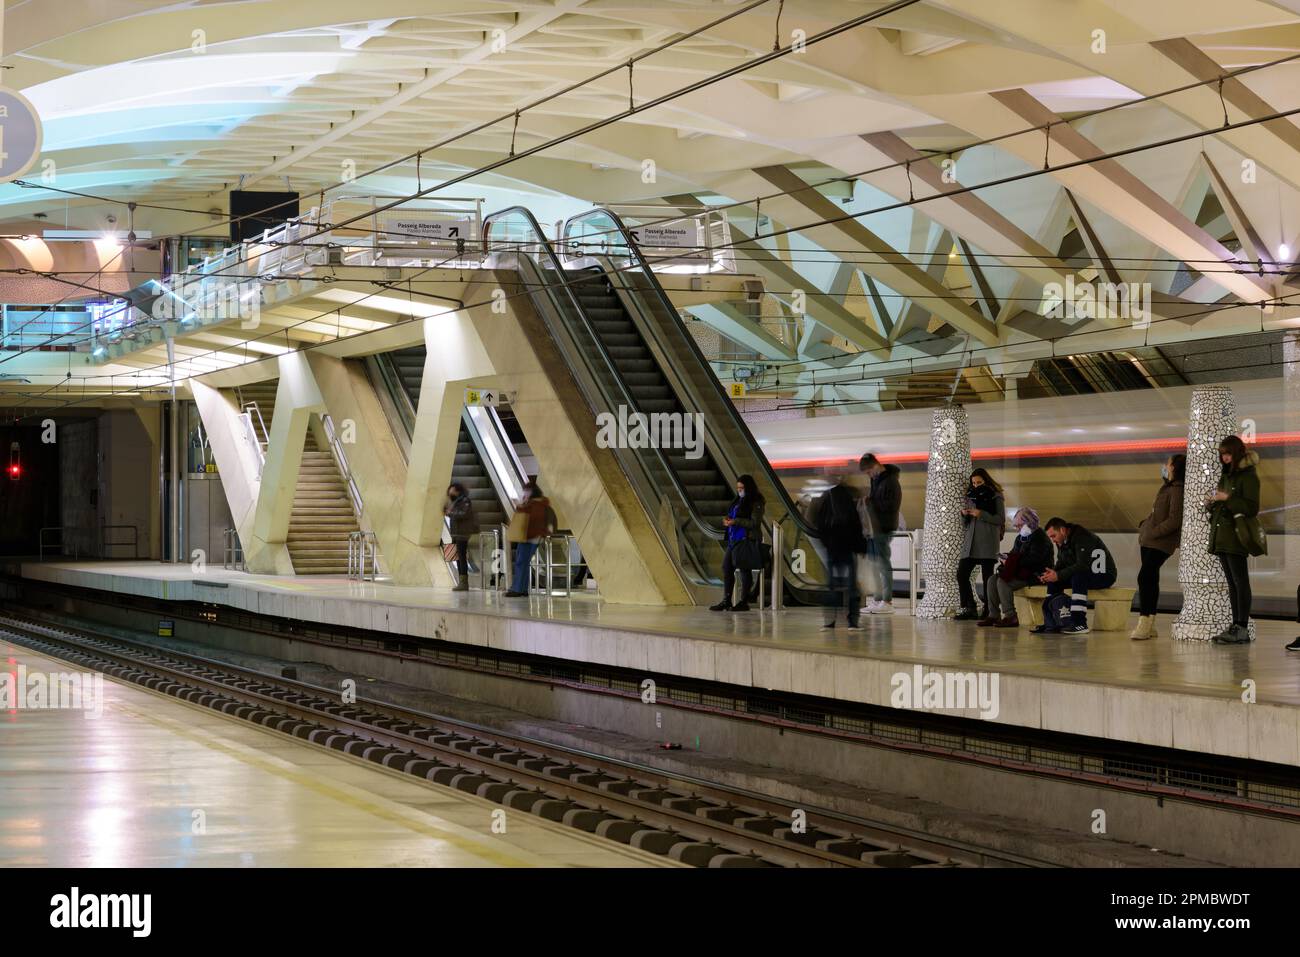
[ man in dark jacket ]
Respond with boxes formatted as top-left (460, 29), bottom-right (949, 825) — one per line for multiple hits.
top-left (1033, 517), bottom-right (1117, 635)
top-left (817, 476), bottom-right (869, 629)
top-left (444, 483), bottom-right (474, 591)
top-left (859, 453), bottom-right (902, 614)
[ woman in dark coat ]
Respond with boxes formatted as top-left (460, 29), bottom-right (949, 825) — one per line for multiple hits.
top-left (955, 469), bottom-right (1005, 620)
top-left (1130, 453), bottom-right (1185, 639)
top-left (711, 474), bottom-right (765, 613)
top-left (979, 506), bottom-right (1052, 627)
top-left (1206, 436), bottom-right (1260, 644)
top-left (444, 482), bottom-right (475, 591)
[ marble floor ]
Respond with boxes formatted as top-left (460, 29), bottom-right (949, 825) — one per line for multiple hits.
top-left (0, 644), bottom-right (675, 868)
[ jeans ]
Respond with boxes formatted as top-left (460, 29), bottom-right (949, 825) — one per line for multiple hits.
top-left (957, 557), bottom-right (995, 611)
top-left (985, 575), bottom-right (1029, 619)
top-left (721, 544), bottom-right (752, 605)
top-left (825, 557), bottom-right (860, 625)
top-left (867, 533), bottom-right (893, 602)
top-left (1046, 569), bottom-right (1117, 626)
top-left (1217, 552), bottom-right (1252, 626)
top-left (453, 537), bottom-right (469, 582)
top-left (511, 540), bottom-right (538, 594)
top-left (1137, 546), bottom-right (1171, 616)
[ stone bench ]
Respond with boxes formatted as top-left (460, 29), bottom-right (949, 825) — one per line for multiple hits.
top-left (1013, 585), bottom-right (1137, 632)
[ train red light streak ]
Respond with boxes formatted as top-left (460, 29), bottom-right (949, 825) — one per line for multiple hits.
top-left (768, 431), bottom-right (1300, 470)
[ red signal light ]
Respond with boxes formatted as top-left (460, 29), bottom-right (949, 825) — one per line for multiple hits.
top-left (7, 464), bottom-right (18, 479)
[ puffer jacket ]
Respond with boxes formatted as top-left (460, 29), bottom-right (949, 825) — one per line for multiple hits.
top-left (1003, 527), bottom-right (1053, 581)
top-left (1138, 480), bottom-right (1184, 554)
top-left (1053, 523), bottom-right (1116, 582)
top-left (961, 486), bottom-right (1005, 560)
top-left (1208, 452), bottom-right (1261, 556)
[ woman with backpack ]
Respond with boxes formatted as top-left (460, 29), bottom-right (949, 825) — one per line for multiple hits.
top-left (1130, 453), bottom-right (1185, 639)
top-left (954, 468), bottom-right (1006, 621)
top-left (711, 474), bottom-right (765, 613)
top-left (1207, 436), bottom-right (1260, 644)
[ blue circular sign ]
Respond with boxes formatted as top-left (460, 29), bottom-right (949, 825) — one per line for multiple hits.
top-left (0, 87), bottom-right (44, 183)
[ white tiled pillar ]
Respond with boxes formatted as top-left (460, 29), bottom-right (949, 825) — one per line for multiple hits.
top-left (1171, 385), bottom-right (1253, 641)
top-left (915, 404), bottom-right (971, 619)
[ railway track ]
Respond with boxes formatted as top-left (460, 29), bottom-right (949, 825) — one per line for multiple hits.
top-left (0, 611), bottom-right (1046, 869)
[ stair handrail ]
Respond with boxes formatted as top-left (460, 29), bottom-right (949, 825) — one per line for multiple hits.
top-left (481, 206), bottom-right (725, 546)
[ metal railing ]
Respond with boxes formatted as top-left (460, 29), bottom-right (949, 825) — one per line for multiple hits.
top-left (223, 527), bottom-right (246, 571)
top-left (100, 524), bottom-right (139, 559)
top-left (531, 534), bottom-right (574, 598)
top-left (322, 414), bottom-right (364, 519)
top-left (347, 531), bottom-right (379, 581)
top-left (478, 525), bottom-right (504, 592)
top-left (38, 527), bottom-right (75, 561)
top-left (36, 524), bottom-right (139, 561)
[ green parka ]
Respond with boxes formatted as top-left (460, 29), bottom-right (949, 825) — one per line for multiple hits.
top-left (1208, 451), bottom-right (1261, 556)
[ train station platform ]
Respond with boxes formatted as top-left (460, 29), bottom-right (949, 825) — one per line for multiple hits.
top-left (0, 641), bottom-right (673, 868)
top-left (12, 560), bottom-right (1300, 770)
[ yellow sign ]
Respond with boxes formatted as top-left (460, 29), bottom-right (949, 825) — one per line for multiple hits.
top-left (465, 388), bottom-right (481, 406)
top-left (728, 381), bottom-right (746, 398)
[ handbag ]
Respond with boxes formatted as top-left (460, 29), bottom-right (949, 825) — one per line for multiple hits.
top-left (1234, 513), bottom-right (1267, 557)
top-left (731, 537), bottom-right (764, 571)
top-left (998, 550), bottom-right (1022, 582)
top-left (506, 510), bottom-right (530, 543)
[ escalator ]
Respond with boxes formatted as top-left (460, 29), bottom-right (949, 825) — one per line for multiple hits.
top-left (571, 269), bottom-right (735, 528)
top-left (483, 207), bottom-right (829, 604)
top-left (368, 345), bottom-right (518, 536)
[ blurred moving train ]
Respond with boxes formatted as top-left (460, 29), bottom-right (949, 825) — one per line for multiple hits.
top-left (748, 379), bottom-right (1298, 608)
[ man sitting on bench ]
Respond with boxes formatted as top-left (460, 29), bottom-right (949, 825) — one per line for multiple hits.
top-left (1032, 517), bottom-right (1118, 636)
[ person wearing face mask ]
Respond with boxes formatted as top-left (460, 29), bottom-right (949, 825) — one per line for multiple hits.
top-left (954, 469), bottom-right (1005, 621)
top-left (1131, 454), bottom-right (1186, 640)
top-left (1206, 435), bottom-right (1261, 644)
top-left (978, 507), bottom-right (1051, 627)
top-left (711, 474), bottom-right (766, 612)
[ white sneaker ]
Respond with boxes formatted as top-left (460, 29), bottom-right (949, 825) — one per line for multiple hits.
top-left (870, 602), bottom-right (895, 615)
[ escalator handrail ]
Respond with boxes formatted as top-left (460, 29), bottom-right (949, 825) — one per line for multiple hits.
top-left (482, 206), bottom-right (725, 544)
top-left (559, 206), bottom-right (824, 545)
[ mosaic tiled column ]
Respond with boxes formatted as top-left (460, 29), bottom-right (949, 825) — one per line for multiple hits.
top-left (915, 405), bottom-right (971, 618)
top-left (1171, 386), bottom-right (1255, 641)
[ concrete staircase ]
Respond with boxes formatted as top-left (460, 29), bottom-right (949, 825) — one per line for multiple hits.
top-left (286, 428), bottom-right (359, 575)
top-left (227, 380), bottom-right (361, 575)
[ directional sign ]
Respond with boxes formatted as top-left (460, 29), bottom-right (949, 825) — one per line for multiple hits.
top-left (465, 387), bottom-right (500, 408)
top-left (377, 211), bottom-right (479, 243)
top-left (628, 222), bottom-right (696, 249)
top-left (0, 87), bottom-right (43, 184)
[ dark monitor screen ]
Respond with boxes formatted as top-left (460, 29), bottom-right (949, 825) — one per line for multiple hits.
top-left (229, 190), bottom-right (300, 243)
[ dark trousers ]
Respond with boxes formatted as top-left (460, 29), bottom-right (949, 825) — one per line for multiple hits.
top-left (453, 537), bottom-right (469, 581)
top-left (825, 557), bottom-right (860, 625)
top-left (721, 545), bottom-right (752, 605)
top-left (1046, 569), bottom-right (1117, 625)
top-left (1217, 552), bottom-right (1252, 626)
top-left (957, 557), bottom-right (995, 610)
top-left (1137, 546), bottom-right (1171, 615)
